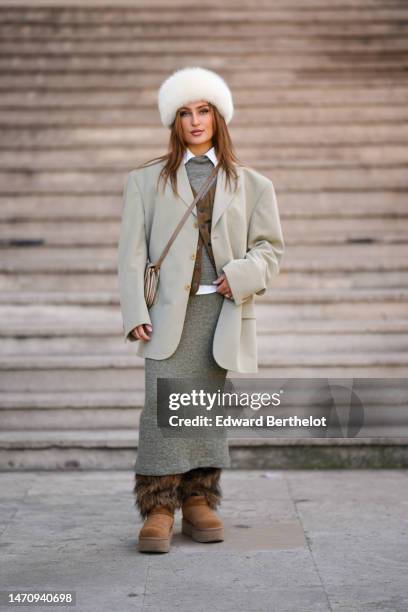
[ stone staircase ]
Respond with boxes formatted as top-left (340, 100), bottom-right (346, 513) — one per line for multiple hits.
top-left (1, 0), bottom-right (407, 469)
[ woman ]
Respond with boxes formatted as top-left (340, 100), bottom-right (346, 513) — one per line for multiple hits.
top-left (118, 66), bottom-right (285, 553)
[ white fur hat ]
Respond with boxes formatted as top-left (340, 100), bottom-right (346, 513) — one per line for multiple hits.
top-left (157, 66), bottom-right (234, 128)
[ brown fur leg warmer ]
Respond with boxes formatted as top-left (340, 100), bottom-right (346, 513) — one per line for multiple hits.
top-left (133, 473), bottom-right (182, 520)
top-left (178, 467), bottom-right (222, 510)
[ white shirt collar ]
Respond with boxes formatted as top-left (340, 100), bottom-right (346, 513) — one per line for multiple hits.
top-left (183, 146), bottom-right (218, 166)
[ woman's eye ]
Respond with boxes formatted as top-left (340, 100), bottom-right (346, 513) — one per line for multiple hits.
top-left (180, 109), bottom-right (209, 117)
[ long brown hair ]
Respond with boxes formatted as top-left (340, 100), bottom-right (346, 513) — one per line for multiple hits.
top-left (135, 102), bottom-right (243, 197)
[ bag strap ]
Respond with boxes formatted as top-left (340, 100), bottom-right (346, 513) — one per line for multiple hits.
top-left (153, 162), bottom-right (220, 269)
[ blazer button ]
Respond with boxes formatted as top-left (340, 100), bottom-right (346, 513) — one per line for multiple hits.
top-left (185, 284), bottom-right (191, 291)
top-left (191, 254), bottom-right (196, 260)
top-left (194, 222), bottom-right (198, 228)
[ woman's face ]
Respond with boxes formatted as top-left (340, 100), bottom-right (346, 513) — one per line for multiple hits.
top-left (178, 100), bottom-right (214, 151)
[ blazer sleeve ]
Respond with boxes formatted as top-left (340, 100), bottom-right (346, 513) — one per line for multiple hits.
top-left (222, 180), bottom-right (285, 306)
top-left (117, 171), bottom-right (152, 343)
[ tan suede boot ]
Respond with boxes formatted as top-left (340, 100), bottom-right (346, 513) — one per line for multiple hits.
top-left (138, 506), bottom-right (174, 553)
top-left (182, 495), bottom-right (224, 543)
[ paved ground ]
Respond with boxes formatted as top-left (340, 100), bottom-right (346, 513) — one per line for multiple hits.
top-left (1, 469), bottom-right (407, 612)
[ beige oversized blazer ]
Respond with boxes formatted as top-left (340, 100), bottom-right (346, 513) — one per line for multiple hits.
top-left (117, 159), bottom-right (285, 373)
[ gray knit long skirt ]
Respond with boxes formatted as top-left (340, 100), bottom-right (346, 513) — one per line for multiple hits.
top-left (135, 250), bottom-right (231, 476)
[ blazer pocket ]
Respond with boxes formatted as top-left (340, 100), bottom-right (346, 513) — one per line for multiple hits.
top-left (241, 299), bottom-right (256, 319)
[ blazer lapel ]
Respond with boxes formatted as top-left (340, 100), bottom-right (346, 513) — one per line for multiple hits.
top-left (211, 165), bottom-right (242, 230)
top-left (176, 162), bottom-right (197, 216)
top-left (176, 162), bottom-right (242, 228)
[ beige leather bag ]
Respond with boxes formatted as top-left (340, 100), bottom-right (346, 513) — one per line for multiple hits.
top-left (144, 162), bottom-right (220, 308)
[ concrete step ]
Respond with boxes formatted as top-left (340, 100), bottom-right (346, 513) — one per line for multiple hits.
top-left (2, 124), bottom-right (408, 150)
top-left (5, 304), bottom-right (408, 329)
top-left (1, 380), bottom-right (405, 430)
top-left (5, 0), bottom-right (402, 7)
top-left (1, 244), bottom-right (407, 273)
top-left (2, 107), bottom-right (408, 130)
top-left (2, 53), bottom-right (408, 73)
top-left (0, 149), bottom-right (407, 170)
top-left (0, 169), bottom-right (407, 196)
top-left (1, 288), bottom-right (406, 324)
top-left (1, 86), bottom-right (407, 109)
top-left (0, 297), bottom-right (407, 338)
top-left (269, 218), bottom-right (408, 245)
top-left (1, 289), bottom-right (407, 346)
top-left (2, 270), bottom-right (408, 292)
top-left (1, 353), bottom-right (407, 392)
top-left (1, 72), bottom-right (407, 91)
top-left (1, 7), bottom-right (407, 25)
top-left (0, 353), bottom-right (144, 392)
top-left (1, 192), bottom-right (406, 221)
top-left (0, 287), bottom-right (407, 327)
top-left (1, 325), bottom-right (407, 355)
top-left (2, 217), bottom-right (407, 247)
top-left (0, 390), bottom-right (143, 430)
top-left (3, 5), bottom-right (407, 24)
top-left (0, 428), bottom-right (407, 471)
top-left (0, 286), bottom-right (405, 309)
top-left (5, 38), bottom-right (405, 52)
top-left (1, 17), bottom-right (408, 41)
top-left (2, 145), bottom-right (408, 170)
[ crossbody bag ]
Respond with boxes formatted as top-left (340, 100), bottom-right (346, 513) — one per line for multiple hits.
top-left (144, 162), bottom-right (220, 308)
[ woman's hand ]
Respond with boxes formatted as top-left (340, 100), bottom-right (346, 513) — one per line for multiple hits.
top-left (131, 324), bottom-right (152, 341)
top-left (212, 274), bottom-right (233, 299)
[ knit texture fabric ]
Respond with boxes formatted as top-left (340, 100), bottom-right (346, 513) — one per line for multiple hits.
top-left (134, 155), bottom-right (230, 476)
top-left (185, 155), bottom-right (218, 292)
top-left (135, 290), bottom-right (230, 475)
top-left (185, 154), bottom-right (215, 193)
